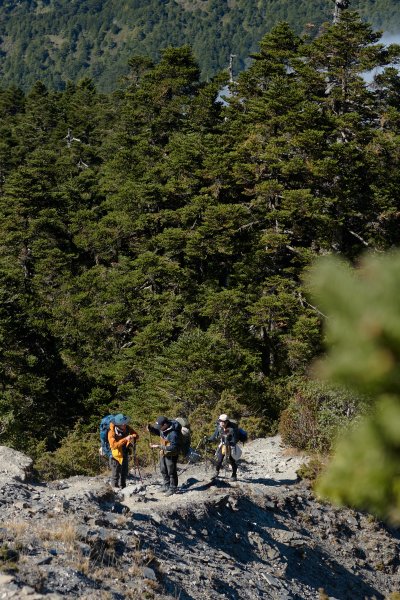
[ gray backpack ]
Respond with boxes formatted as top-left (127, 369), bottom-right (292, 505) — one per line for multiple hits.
top-left (174, 417), bottom-right (191, 457)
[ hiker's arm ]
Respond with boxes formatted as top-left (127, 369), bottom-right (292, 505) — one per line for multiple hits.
top-left (147, 424), bottom-right (160, 436)
top-left (108, 429), bottom-right (134, 450)
top-left (129, 427), bottom-right (139, 441)
top-left (164, 431), bottom-right (179, 453)
top-left (207, 426), bottom-right (220, 442)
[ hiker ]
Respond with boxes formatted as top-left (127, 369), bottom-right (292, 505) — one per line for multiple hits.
top-left (147, 416), bottom-right (181, 496)
top-left (108, 414), bottom-right (139, 490)
top-left (205, 413), bottom-right (239, 481)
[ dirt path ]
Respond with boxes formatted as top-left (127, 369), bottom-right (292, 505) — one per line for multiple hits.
top-left (119, 435), bottom-right (306, 513)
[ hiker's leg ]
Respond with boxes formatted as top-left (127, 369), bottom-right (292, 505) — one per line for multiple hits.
top-left (165, 455), bottom-right (178, 488)
top-left (159, 455), bottom-right (170, 486)
top-left (120, 455), bottom-right (129, 488)
top-left (110, 457), bottom-right (121, 487)
top-left (229, 456), bottom-right (238, 477)
top-left (215, 449), bottom-right (223, 471)
top-left (211, 448), bottom-right (223, 478)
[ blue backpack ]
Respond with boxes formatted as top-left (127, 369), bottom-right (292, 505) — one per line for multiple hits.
top-left (100, 414), bottom-right (116, 458)
top-left (237, 427), bottom-right (248, 443)
top-left (230, 420), bottom-right (248, 443)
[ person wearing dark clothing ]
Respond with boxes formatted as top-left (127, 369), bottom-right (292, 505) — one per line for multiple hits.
top-left (148, 416), bottom-right (181, 496)
top-left (206, 413), bottom-right (239, 481)
top-left (108, 413), bottom-right (139, 489)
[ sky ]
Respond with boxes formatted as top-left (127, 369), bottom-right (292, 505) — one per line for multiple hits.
top-left (363, 31), bottom-right (400, 82)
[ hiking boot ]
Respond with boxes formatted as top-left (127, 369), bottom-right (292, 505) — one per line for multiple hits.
top-left (164, 487), bottom-right (177, 497)
top-left (159, 484), bottom-right (169, 492)
top-left (231, 475), bottom-right (237, 482)
top-left (211, 469), bottom-right (220, 480)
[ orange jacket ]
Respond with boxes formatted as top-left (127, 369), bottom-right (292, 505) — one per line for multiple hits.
top-left (108, 422), bottom-right (139, 465)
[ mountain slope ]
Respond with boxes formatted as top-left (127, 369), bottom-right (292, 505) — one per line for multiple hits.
top-left (0, 436), bottom-right (399, 598)
top-left (0, 0), bottom-right (399, 91)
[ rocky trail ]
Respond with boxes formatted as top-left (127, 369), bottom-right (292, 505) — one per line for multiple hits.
top-left (0, 437), bottom-right (399, 599)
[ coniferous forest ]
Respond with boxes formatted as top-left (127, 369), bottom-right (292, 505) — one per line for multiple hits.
top-left (1, 10), bottom-right (400, 491)
top-left (0, 0), bottom-right (400, 91)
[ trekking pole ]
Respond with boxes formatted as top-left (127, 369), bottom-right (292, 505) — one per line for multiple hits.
top-left (129, 442), bottom-right (137, 478)
top-left (202, 437), bottom-right (213, 472)
top-left (203, 438), bottom-right (212, 472)
top-left (126, 442), bottom-right (135, 480)
top-left (133, 442), bottom-right (143, 483)
top-left (148, 431), bottom-right (157, 473)
top-left (224, 442), bottom-right (231, 477)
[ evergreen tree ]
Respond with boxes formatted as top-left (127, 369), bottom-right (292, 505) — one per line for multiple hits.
top-left (0, 11), bottom-right (399, 476)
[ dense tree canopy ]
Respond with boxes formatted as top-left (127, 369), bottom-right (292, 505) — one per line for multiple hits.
top-left (0, 0), bottom-right (399, 91)
top-left (0, 12), bottom-right (399, 481)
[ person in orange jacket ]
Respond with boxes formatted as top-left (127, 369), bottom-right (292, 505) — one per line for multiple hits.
top-left (108, 414), bottom-right (139, 489)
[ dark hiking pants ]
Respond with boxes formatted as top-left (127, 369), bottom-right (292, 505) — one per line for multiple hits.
top-left (160, 454), bottom-right (178, 489)
top-left (110, 455), bottom-right (129, 488)
top-left (216, 448), bottom-right (237, 476)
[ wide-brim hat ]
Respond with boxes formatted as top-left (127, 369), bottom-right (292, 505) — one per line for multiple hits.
top-left (218, 414), bottom-right (229, 422)
top-left (114, 413), bottom-right (130, 426)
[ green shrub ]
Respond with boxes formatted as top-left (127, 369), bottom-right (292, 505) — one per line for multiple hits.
top-left (297, 456), bottom-right (326, 484)
top-left (33, 419), bottom-right (156, 480)
top-left (309, 253), bottom-right (400, 524)
top-left (213, 391), bottom-right (268, 439)
top-left (34, 424), bottom-right (100, 480)
top-left (279, 380), bottom-right (366, 452)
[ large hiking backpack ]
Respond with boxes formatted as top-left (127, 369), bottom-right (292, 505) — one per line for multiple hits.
top-left (174, 417), bottom-right (191, 458)
top-left (99, 414), bottom-right (116, 458)
top-left (237, 428), bottom-right (248, 443)
top-left (230, 420), bottom-right (248, 443)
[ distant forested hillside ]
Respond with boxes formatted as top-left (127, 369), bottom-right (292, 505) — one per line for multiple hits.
top-left (0, 0), bottom-right (399, 90)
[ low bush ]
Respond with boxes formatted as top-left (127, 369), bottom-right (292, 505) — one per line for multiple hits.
top-left (34, 424), bottom-right (100, 480)
top-left (297, 456), bottom-right (326, 484)
top-left (279, 379), bottom-right (367, 453)
top-left (33, 420), bottom-right (157, 480)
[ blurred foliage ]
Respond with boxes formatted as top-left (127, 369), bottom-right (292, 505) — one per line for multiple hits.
top-left (310, 253), bottom-right (400, 524)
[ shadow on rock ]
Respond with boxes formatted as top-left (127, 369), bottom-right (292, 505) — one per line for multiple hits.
top-left (243, 476), bottom-right (299, 486)
top-left (156, 494), bottom-right (385, 600)
top-left (162, 575), bottom-right (197, 600)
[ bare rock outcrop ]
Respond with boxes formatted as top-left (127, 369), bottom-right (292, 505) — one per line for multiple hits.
top-left (0, 446), bottom-right (33, 481)
top-left (0, 437), bottom-right (398, 599)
